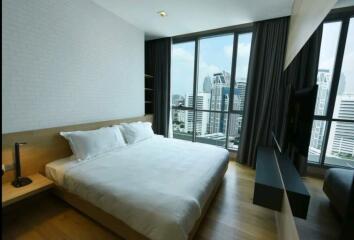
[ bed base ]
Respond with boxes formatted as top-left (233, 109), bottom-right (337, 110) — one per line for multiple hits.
top-left (52, 165), bottom-right (228, 240)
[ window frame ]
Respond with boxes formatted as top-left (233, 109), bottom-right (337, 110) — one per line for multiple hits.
top-left (310, 8), bottom-right (354, 169)
top-left (171, 24), bottom-right (254, 151)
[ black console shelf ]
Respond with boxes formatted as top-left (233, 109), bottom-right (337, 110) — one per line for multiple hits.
top-left (253, 146), bottom-right (310, 219)
top-left (253, 147), bottom-right (284, 211)
top-left (276, 151), bottom-right (310, 219)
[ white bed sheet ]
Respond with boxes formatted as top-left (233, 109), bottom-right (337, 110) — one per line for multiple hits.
top-left (45, 155), bottom-right (76, 185)
top-left (45, 135), bottom-right (229, 240)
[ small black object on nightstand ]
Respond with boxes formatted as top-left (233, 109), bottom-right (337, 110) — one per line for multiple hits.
top-left (11, 142), bottom-right (32, 188)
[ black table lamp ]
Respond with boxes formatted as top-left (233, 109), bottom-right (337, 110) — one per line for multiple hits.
top-left (12, 142), bottom-right (32, 188)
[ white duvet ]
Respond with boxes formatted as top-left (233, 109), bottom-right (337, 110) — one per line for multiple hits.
top-left (46, 136), bottom-right (229, 240)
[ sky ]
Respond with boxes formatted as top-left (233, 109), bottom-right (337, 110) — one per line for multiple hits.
top-left (171, 18), bottom-right (354, 97)
top-left (171, 33), bottom-right (252, 96)
top-left (318, 19), bottom-right (354, 95)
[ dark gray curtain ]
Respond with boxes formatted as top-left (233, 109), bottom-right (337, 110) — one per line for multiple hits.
top-left (238, 16), bottom-right (323, 168)
top-left (145, 38), bottom-right (171, 136)
top-left (238, 17), bottom-right (289, 167)
top-left (283, 25), bottom-right (323, 174)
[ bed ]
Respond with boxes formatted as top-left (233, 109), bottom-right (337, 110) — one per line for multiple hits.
top-left (46, 135), bottom-right (229, 240)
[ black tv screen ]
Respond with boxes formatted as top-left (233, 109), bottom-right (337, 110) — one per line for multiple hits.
top-left (272, 83), bottom-right (293, 153)
top-left (289, 85), bottom-right (318, 156)
top-left (272, 84), bottom-right (318, 156)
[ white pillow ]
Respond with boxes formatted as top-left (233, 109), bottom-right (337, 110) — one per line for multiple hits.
top-left (118, 122), bottom-right (154, 144)
top-left (60, 126), bottom-right (126, 160)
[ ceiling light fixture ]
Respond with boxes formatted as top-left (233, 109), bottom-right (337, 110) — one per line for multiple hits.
top-left (158, 11), bottom-right (167, 17)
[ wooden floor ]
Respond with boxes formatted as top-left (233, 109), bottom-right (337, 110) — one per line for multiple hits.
top-left (2, 161), bottom-right (341, 240)
top-left (295, 177), bottom-right (341, 240)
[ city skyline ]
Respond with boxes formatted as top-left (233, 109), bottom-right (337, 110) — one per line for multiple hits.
top-left (307, 20), bottom-right (354, 167)
top-left (308, 20), bottom-right (354, 166)
top-left (171, 20), bottom-right (354, 159)
top-left (171, 21), bottom-right (354, 98)
top-left (172, 71), bottom-right (247, 150)
top-left (309, 69), bottom-right (354, 162)
top-left (170, 33), bottom-right (252, 149)
top-left (171, 33), bottom-right (252, 97)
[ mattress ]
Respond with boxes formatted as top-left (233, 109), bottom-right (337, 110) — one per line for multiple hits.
top-left (45, 135), bottom-right (229, 240)
top-left (46, 155), bottom-right (76, 186)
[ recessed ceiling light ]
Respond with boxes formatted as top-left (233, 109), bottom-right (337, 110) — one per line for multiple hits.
top-left (158, 11), bottom-right (167, 17)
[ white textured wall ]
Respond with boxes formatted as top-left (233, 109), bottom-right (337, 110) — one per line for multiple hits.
top-left (2, 0), bottom-right (144, 133)
top-left (284, 0), bottom-right (337, 69)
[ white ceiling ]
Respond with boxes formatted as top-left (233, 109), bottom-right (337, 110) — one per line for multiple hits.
top-left (91, 0), bottom-right (354, 40)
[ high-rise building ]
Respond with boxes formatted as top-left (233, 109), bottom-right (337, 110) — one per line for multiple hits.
top-left (234, 80), bottom-right (247, 110)
top-left (172, 94), bottom-right (185, 106)
top-left (315, 69), bottom-right (331, 115)
top-left (327, 95), bottom-right (354, 159)
top-left (183, 71), bottom-right (247, 147)
top-left (228, 113), bottom-right (243, 145)
top-left (310, 69), bottom-right (332, 151)
top-left (208, 72), bottom-right (230, 135)
top-left (206, 73), bottom-right (246, 137)
top-left (203, 76), bottom-right (212, 93)
top-left (184, 93), bottom-right (210, 135)
top-left (172, 109), bottom-right (186, 132)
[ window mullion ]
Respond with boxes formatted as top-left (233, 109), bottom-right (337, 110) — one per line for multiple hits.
top-left (326, 18), bottom-right (349, 120)
top-left (319, 18), bottom-right (349, 166)
top-left (319, 120), bottom-right (331, 167)
top-left (331, 118), bottom-right (354, 123)
top-left (313, 115), bottom-right (329, 120)
top-left (225, 33), bottom-right (239, 149)
top-left (192, 39), bottom-right (200, 142)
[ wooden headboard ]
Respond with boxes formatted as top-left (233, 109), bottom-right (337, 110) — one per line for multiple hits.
top-left (2, 115), bottom-right (153, 183)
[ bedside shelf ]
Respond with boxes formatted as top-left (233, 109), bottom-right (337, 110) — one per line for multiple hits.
top-left (2, 173), bottom-right (54, 207)
top-left (145, 73), bottom-right (154, 114)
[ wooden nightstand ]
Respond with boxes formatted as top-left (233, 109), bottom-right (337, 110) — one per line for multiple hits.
top-left (2, 173), bottom-right (54, 207)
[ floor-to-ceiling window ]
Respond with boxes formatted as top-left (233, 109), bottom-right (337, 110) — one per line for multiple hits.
top-left (308, 15), bottom-right (354, 168)
top-left (171, 41), bottom-right (195, 141)
top-left (171, 28), bottom-right (253, 150)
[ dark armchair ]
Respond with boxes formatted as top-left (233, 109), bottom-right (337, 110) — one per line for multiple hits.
top-left (323, 168), bottom-right (354, 219)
